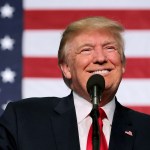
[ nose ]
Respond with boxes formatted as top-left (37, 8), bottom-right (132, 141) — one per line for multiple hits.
top-left (93, 48), bottom-right (107, 64)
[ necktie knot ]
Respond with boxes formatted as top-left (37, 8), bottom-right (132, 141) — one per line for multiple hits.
top-left (90, 108), bottom-right (107, 120)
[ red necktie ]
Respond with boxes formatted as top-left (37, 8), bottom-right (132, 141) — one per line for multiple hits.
top-left (86, 108), bottom-right (108, 150)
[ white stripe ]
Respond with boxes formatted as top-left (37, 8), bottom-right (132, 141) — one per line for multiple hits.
top-left (24, 0), bottom-right (150, 9)
top-left (23, 30), bottom-right (62, 57)
top-left (22, 78), bottom-right (71, 98)
top-left (23, 78), bottom-right (150, 105)
top-left (23, 30), bottom-right (150, 57)
top-left (117, 79), bottom-right (150, 105)
top-left (124, 30), bottom-right (150, 57)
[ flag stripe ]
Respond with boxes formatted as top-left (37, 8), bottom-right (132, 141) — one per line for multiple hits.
top-left (22, 78), bottom-right (70, 98)
top-left (124, 58), bottom-right (150, 78)
top-left (23, 30), bottom-right (61, 57)
top-left (23, 57), bottom-right (61, 78)
top-left (23, 78), bottom-right (150, 104)
top-left (24, 0), bottom-right (150, 9)
top-left (117, 79), bottom-right (150, 105)
top-left (23, 57), bottom-right (150, 78)
top-left (23, 30), bottom-right (150, 57)
top-left (24, 10), bottom-right (150, 29)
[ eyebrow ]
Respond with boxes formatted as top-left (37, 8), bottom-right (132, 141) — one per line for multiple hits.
top-left (77, 43), bottom-right (95, 49)
top-left (76, 40), bottom-right (118, 52)
top-left (102, 41), bottom-right (118, 46)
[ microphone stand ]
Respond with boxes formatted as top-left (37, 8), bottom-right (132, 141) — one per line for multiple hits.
top-left (90, 86), bottom-right (101, 150)
top-left (91, 106), bottom-right (100, 150)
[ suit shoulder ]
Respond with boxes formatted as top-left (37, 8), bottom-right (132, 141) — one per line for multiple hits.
top-left (127, 107), bottom-right (150, 119)
top-left (4, 95), bottom-right (70, 115)
top-left (11, 97), bottom-right (60, 108)
top-left (124, 106), bottom-right (150, 126)
top-left (116, 101), bottom-right (150, 122)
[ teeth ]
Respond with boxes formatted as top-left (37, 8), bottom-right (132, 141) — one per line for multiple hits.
top-left (92, 70), bottom-right (109, 75)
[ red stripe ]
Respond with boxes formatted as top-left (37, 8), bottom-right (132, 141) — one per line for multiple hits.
top-left (123, 58), bottom-right (150, 78)
top-left (23, 57), bottom-right (150, 78)
top-left (24, 9), bottom-right (150, 29)
top-left (127, 106), bottom-right (150, 115)
top-left (23, 57), bottom-right (62, 78)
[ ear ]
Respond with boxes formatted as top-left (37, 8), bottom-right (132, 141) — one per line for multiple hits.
top-left (122, 66), bottom-right (125, 73)
top-left (60, 63), bottom-right (72, 79)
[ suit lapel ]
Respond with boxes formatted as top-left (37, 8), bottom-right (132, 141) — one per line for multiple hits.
top-left (50, 93), bottom-right (80, 150)
top-left (109, 100), bottom-right (135, 150)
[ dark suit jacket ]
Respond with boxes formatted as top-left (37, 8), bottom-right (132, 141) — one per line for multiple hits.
top-left (0, 93), bottom-right (150, 150)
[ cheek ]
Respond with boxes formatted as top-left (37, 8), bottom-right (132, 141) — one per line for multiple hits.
top-left (108, 52), bottom-right (122, 66)
top-left (74, 55), bottom-right (92, 70)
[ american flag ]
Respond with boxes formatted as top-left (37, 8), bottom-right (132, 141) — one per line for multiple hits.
top-left (0, 0), bottom-right (150, 116)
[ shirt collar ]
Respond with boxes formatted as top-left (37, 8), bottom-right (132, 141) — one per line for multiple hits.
top-left (73, 91), bottom-right (92, 123)
top-left (73, 91), bottom-right (116, 125)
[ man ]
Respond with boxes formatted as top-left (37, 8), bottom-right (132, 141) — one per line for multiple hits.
top-left (0, 16), bottom-right (150, 150)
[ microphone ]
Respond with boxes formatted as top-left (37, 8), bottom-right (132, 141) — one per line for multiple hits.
top-left (86, 74), bottom-right (105, 107)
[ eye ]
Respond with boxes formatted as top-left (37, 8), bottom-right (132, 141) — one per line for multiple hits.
top-left (80, 48), bottom-right (93, 54)
top-left (105, 45), bottom-right (117, 52)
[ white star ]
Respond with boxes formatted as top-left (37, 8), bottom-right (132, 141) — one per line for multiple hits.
top-left (0, 3), bottom-right (15, 18)
top-left (0, 68), bottom-right (16, 83)
top-left (0, 35), bottom-right (15, 50)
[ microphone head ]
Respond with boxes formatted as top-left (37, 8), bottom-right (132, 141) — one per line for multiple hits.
top-left (86, 74), bottom-right (105, 96)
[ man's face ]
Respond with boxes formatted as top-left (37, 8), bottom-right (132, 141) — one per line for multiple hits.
top-left (61, 30), bottom-right (125, 105)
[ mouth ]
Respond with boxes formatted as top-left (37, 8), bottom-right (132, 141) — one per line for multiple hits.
top-left (89, 69), bottom-right (111, 76)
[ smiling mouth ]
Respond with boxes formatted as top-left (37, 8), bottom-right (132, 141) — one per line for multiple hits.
top-left (90, 69), bottom-right (111, 76)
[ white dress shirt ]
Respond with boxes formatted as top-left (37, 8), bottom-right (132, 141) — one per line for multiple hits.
top-left (73, 92), bottom-right (116, 150)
